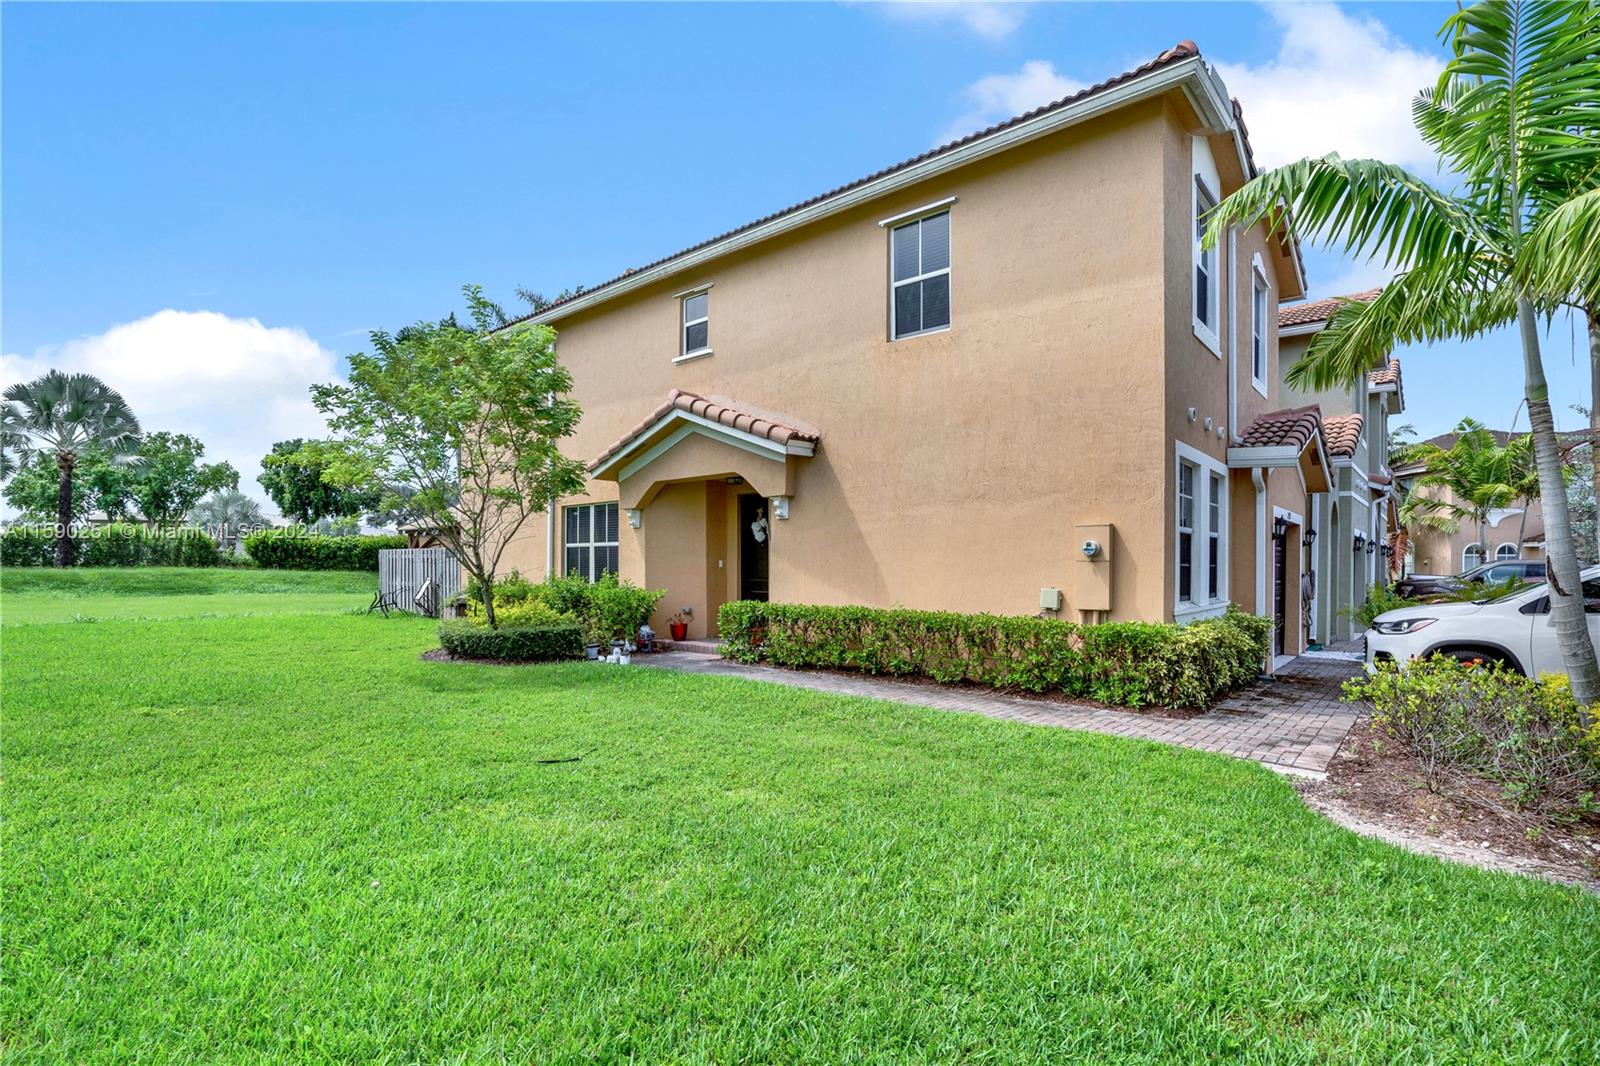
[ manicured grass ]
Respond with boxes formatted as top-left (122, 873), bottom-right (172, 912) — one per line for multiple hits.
top-left (3, 580), bottom-right (1598, 1061)
top-left (0, 567), bottom-right (375, 624)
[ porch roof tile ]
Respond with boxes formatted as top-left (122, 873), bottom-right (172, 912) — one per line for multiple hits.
top-left (1278, 288), bottom-right (1381, 328)
top-left (1238, 404), bottom-right (1324, 452)
top-left (1322, 413), bottom-right (1363, 458)
top-left (589, 389), bottom-right (819, 473)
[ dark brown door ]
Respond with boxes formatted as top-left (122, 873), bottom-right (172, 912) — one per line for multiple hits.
top-left (1272, 533), bottom-right (1287, 656)
top-left (739, 494), bottom-right (770, 602)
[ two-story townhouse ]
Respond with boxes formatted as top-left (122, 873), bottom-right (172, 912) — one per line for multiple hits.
top-left (498, 42), bottom-right (1338, 656)
top-left (1277, 291), bottom-right (1405, 644)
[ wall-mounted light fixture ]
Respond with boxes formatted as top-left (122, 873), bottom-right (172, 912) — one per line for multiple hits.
top-left (1366, 539), bottom-right (1378, 555)
top-left (1353, 532), bottom-right (1367, 552)
top-left (1302, 527), bottom-right (1318, 550)
top-left (1272, 516), bottom-right (1289, 540)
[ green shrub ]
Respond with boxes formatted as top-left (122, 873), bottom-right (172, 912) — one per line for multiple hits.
top-left (465, 569), bottom-right (539, 607)
top-left (1344, 656), bottom-right (1600, 814)
top-left (1345, 582), bottom-right (1409, 631)
top-left (463, 598), bottom-right (573, 628)
top-left (0, 524), bottom-right (221, 567)
top-left (437, 620), bottom-right (584, 662)
top-left (242, 530), bottom-right (407, 570)
top-left (718, 601), bottom-right (1270, 709)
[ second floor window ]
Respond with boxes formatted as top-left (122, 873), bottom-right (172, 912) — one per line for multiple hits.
top-left (891, 210), bottom-right (950, 340)
top-left (565, 502), bottom-right (619, 582)
top-left (1251, 267), bottom-right (1268, 387)
top-left (1194, 178), bottom-right (1217, 333)
top-left (682, 291), bottom-right (710, 357)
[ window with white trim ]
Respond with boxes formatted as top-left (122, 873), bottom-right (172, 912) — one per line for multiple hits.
top-left (1495, 543), bottom-right (1518, 561)
top-left (682, 291), bottom-right (709, 358)
top-left (890, 210), bottom-right (951, 340)
top-left (1208, 472), bottom-right (1224, 600)
top-left (1251, 266), bottom-right (1269, 388)
top-left (564, 502), bottom-right (619, 582)
top-left (1178, 461), bottom-right (1197, 603)
top-left (1463, 544), bottom-right (1485, 571)
top-left (1194, 178), bottom-right (1217, 334)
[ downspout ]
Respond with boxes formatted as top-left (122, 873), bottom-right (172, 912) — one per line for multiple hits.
top-left (1227, 227), bottom-right (1238, 443)
top-left (546, 503), bottom-right (555, 579)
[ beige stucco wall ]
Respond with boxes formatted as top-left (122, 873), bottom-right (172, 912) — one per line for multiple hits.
top-left (1409, 490), bottom-right (1545, 574)
top-left (502, 89), bottom-right (1297, 631)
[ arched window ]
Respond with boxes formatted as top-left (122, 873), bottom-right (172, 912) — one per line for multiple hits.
top-left (1495, 543), bottom-right (1518, 561)
top-left (1463, 544), bottom-right (1485, 570)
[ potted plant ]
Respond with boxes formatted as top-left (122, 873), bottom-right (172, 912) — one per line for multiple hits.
top-left (668, 610), bottom-right (690, 642)
top-left (583, 619), bottom-right (606, 660)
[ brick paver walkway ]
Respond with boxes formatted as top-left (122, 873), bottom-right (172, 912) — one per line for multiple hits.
top-left (639, 652), bottom-right (1363, 775)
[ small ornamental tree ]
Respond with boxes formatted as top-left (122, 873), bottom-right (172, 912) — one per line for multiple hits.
top-left (258, 437), bottom-right (379, 524)
top-left (307, 285), bottom-right (588, 626)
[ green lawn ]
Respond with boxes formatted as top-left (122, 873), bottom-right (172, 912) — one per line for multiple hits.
top-left (3, 570), bottom-right (1598, 1062)
top-left (0, 566), bottom-right (375, 623)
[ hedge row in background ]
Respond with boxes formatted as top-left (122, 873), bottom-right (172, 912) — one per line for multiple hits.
top-left (242, 530), bottom-right (407, 571)
top-left (437, 620), bottom-right (584, 662)
top-left (718, 601), bottom-right (1272, 709)
top-left (1, 524), bottom-right (221, 568)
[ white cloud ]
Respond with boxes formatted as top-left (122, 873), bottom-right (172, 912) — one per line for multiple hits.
top-left (877, 1), bottom-right (1030, 42)
top-left (2, 310), bottom-right (339, 517)
top-left (1214, 3), bottom-right (1443, 172)
top-left (938, 60), bottom-right (1086, 144)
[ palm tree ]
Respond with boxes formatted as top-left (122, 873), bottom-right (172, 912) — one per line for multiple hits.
top-left (188, 490), bottom-right (267, 553)
top-left (1403, 420), bottom-right (1536, 568)
top-left (1, 371), bottom-right (142, 566)
top-left (1204, 0), bottom-right (1600, 705)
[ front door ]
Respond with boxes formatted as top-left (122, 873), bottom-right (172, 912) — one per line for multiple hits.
top-left (1272, 533), bottom-right (1287, 657)
top-left (739, 494), bottom-right (770, 602)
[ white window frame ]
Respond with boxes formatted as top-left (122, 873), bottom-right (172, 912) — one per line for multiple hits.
top-left (889, 209), bottom-right (952, 341)
top-left (1208, 471), bottom-right (1225, 602)
top-left (1175, 442), bottom-right (1229, 621)
top-left (564, 501), bottom-right (619, 582)
top-left (1495, 542), bottom-right (1519, 561)
top-left (1250, 253), bottom-right (1270, 397)
top-left (676, 287), bottom-right (712, 364)
top-left (1178, 461), bottom-right (1197, 606)
top-left (1192, 175), bottom-right (1220, 355)
top-left (1463, 544), bottom-right (1486, 571)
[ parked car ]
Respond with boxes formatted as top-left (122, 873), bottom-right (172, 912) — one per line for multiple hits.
top-left (1393, 559), bottom-right (1546, 600)
top-left (1366, 565), bottom-right (1600, 675)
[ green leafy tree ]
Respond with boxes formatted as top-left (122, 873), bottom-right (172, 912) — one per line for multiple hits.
top-left (1204, 0), bottom-right (1600, 706)
top-left (127, 432), bottom-right (238, 527)
top-left (188, 489), bottom-right (268, 552)
top-left (307, 284), bottom-right (588, 626)
top-left (258, 438), bottom-right (378, 524)
top-left (1403, 420), bottom-right (1541, 567)
top-left (1, 370), bottom-right (142, 565)
top-left (3, 443), bottom-right (137, 524)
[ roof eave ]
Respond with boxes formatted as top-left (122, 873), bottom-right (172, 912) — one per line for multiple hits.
top-left (512, 55), bottom-right (1251, 329)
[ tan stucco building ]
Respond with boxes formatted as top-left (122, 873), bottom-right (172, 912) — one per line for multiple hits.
top-left (498, 42), bottom-right (1361, 658)
top-left (1398, 427), bottom-right (1547, 576)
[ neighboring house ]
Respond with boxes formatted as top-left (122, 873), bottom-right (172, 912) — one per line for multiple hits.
top-left (1277, 290), bottom-right (1404, 644)
top-left (1397, 428), bottom-right (1547, 576)
top-left (498, 41), bottom-right (1345, 657)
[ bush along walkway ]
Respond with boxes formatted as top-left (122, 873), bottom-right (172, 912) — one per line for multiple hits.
top-left (641, 651), bottom-right (1363, 776)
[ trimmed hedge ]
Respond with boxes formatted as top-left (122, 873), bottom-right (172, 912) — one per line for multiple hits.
top-left (243, 530), bottom-right (407, 571)
top-left (718, 601), bottom-right (1272, 709)
top-left (437, 620), bottom-right (584, 662)
top-left (0, 524), bottom-right (221, 568)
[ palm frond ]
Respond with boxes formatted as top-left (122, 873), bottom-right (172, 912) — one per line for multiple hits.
top-left (1203, 155), bottom-right (1485, 268)
top-left (1521, 185), bottom-right (1600, 309)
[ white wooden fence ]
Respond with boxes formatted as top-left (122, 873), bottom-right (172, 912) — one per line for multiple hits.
top-left (378, 547), bottom-right (462, 616)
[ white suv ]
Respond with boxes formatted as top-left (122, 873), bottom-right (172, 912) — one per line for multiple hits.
top-left (1366, 564), bottom-right (1600, 675)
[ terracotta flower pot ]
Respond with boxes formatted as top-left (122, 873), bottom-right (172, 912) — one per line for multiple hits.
top-left (670, 622), bottom-right (689, 641)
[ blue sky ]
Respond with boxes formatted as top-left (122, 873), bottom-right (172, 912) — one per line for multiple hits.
top-left (3, 2), bottom-right (1589, 509)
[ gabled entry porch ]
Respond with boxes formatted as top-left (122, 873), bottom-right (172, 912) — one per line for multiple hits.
top-left (588, 389), bottom-right (820, 639)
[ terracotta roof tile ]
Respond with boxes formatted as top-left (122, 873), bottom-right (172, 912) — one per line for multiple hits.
top-left (1239, 404), bottom-right (1324, 451)
top-left (504, 41), bottom-right (1299, 329)
top-left (1278, 288), bottom-right (1381, 328)
top-left (1322, 413), bottom-right (1363, 458)
top-left (1367, 357), bottom-right (1401, 387)
top-left (590, 389), bottom-right (818, 472)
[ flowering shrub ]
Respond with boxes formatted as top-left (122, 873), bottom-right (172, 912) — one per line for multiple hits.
top-left (718, 601), bottom-right (1270, 709)
top-left (1344, 656), bottom-right (1600, 814)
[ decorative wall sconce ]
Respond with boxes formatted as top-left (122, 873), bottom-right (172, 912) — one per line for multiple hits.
top-left (1366, 539), bottom-right (1378, 555)
top-left (1302, 527), bottom-right (1318, 550)
top-left (1353, 532), bottom-right (1367, 552)
top-left (625, 508), bottom-right (642, 528)
top-left (1272, 516), bottom-right (1289, 540)
top-left (770, 496), bottom-right (790, 520)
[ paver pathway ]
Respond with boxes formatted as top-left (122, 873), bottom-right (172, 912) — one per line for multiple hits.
top-left (639, 652), bottom-right (1364, 775)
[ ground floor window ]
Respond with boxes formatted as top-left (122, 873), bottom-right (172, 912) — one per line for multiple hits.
top-left (1175, 444), bottom-right (1228, 616)
top-left (1464, 544), bottom-right (1485, 570)
top-left (1495, 543), bottom-right (1518, 561)
top-left (564, 502), bottom-right (619, 581)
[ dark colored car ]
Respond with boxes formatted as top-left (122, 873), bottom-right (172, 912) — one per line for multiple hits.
top-left (1394, 559), bottom-right (1546, 600)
